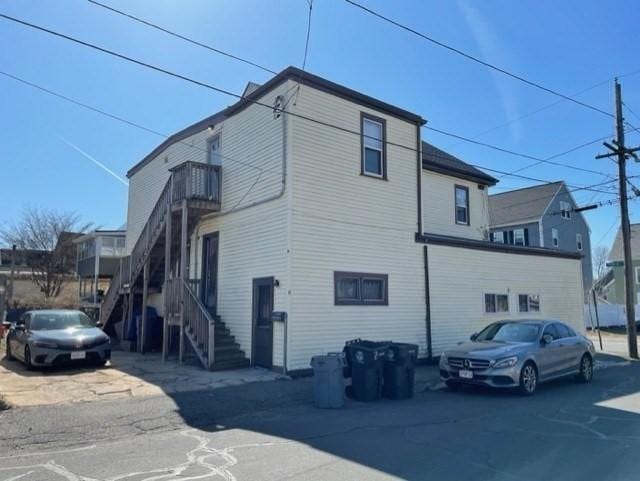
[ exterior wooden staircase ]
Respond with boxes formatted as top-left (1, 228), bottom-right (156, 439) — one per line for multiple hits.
top-left (99, 161), bottom-right (249, 370)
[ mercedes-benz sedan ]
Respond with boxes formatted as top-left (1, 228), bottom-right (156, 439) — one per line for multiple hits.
top-left (439, 320), bottom-right (595, 395)
top-left (4, 310), bottom-right (111, 369)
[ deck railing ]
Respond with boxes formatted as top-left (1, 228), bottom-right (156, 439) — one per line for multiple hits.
top-left (99, 161), bottom-right (221, 326)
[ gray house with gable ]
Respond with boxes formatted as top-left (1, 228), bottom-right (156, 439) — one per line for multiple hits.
top-left (488, 181), bottom-right (592, 297)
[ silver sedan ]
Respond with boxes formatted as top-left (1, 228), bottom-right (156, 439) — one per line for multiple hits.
top-left (4, 310), bottom-right (111, 369)
top-left (439, 319), bottom-right (595, 395)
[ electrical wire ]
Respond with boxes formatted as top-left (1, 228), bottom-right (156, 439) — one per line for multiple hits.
top-left (343, 0), bottom-right (613, 118)
top-left (86, 0), bottom-right (277, 74)
top-left (0, 13), bottom-right (617, 191)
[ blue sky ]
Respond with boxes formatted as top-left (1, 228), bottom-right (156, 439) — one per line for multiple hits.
top-left (2, 0), bottom-right (640, 251)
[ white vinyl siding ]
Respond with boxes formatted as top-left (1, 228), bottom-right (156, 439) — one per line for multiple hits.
top-left (427, 244), bottom-right (584, 355)
top-left (186, 83), bottom-right (291, 364)
top-left (422, 171), bottom-right (489, 240)
top-left (287, 83), bottom-right (425, 371)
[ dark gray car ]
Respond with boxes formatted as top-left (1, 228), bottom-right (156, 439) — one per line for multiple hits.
top-left (4, 310), bottom-right (111, 369)
top-left (439, 320), bottom-right (595, 395)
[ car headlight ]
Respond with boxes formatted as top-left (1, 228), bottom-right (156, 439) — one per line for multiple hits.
top-left (493, 356), bottom-right (518, 369)
top-left (33, 340), bottom-right (59, 349)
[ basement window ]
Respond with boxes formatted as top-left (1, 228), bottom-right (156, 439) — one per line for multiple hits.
top-left (484, 293), bottom-right (509, 313)
top-left (518, 294), bottom-right (540, 313)
top-left (335, 272), bottom-right (388, 305)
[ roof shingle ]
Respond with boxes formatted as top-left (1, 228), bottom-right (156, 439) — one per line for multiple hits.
top-left (489, 181), bottom-right (563, 227)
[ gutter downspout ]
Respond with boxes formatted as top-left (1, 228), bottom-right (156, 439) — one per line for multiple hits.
top-left (423, 245), bottom-right (433, 361)
top-left (416, 121), bottom-right (424, 235)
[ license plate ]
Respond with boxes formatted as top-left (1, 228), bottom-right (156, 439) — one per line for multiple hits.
top-left (70, 351), bottom-right (86, 360)
top-left (459, 369), bottom-right (473, 379)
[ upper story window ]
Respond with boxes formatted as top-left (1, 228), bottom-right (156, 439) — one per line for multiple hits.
top-left (455, 185), bottom-right (470, 225)
top-left (490, 231), bottom-right (504, 243)
top-left (560, 201), bottom-right (572, 219)
top-left (513, 228), bottom-right (526, 246)
top-left (208, 135), bottom-right (222, 166)
top-left (361, 114), bottom-right (386, 179)
top-left (576, 233), bottom-right (583, 251)
top-left (552, 228), bottom-right (559, 248)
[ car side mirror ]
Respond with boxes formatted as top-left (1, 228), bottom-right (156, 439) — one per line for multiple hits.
top-left (541, 334), bottom-right (553, 345)
top-left (95, 321), bottom-right (104, 328)
top-left (470, 333), bottom-right (478, 341)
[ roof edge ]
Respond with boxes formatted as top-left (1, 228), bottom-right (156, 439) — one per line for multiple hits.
top-left (127, 66), bottom-right (426, 178)
top-left (416, 232), bottom-right (583, 260)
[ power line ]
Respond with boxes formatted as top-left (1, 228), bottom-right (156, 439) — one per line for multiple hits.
top-left (343, 0), bottom-right (613, 119)
top-left (425, 126), bottom-right (613, 178)
top-left (86, 0), bottom-right (277, 75)
top-left (0, 14), bottom-right (614, 193)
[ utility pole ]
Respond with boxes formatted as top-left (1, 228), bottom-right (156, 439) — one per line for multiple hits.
top-left (597, 79), bottom-right (640, 358)
top-left (7, 244), bottom-right (16, 308)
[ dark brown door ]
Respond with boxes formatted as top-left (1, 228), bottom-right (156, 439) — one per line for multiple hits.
top-left (201, 233), bottom-right (219, 315)
top-left (252, 277), bottom-right (274, 368)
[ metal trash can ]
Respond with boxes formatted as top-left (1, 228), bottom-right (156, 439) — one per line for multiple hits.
top-left (310, 353), bottom-right (345, 408)
top-left (343, 339), bottom-right (390, 402)
top-left (382, 342), bottom-right (419, 400)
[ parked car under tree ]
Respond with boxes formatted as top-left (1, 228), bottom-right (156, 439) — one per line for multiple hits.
top-left (439, 320), bottom-right (595, 395)
top-left (4, 310), bottom-right (111, 369)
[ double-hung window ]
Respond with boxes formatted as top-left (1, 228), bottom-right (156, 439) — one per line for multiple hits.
top-left (513, 228), bottom-right (526, 246)
top-left (208, 135), bottom-right (222, 166)
top-left (455, 185), bottom-right (470, 225)
top-left (335, 272), bottom-right (388, 305)
top-left (576, 233), bottom-right (583, 251)
top-left (560, 201), bottom-right (572, 219)
top-left (552, 228), bottom-right (559, 248)
top-left (361, 115), bottom-right (386, 178)
top-left (484, 293), bottom-right (509, 313)
top-left (518, 294), bottom-right (540, 312)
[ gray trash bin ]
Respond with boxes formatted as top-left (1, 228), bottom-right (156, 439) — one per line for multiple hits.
top-left (310, 353), bottom-right (345, 408)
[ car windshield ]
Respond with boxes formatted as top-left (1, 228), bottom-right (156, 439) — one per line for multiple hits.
top-left (30, 312), bottom-right (96, 331)
top-left (475, 322), bottom-right (540, 343)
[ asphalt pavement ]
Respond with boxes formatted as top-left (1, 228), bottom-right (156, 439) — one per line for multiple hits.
top-left (0, 355), bottom-right (639, 481)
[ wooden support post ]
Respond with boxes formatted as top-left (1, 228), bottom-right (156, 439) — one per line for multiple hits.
top-left (127, 290), bottom-right (134, 351)
top-left (179, 199), bottom-right (188, 364)
top-left (162, 209), bottom-right (172, 362)
top-left (141, 259), bottom-right (149, 354)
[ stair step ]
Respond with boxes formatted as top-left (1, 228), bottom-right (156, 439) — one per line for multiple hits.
top-left (214, 343), bottom-right (241, 353)
top-left (213, 349), bottom-right (247, 362)
top-left (210, 358), bottom-right (251, 371)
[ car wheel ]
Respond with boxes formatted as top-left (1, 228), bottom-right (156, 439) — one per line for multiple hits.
top-left (5, 340), bottom-right (13, 360)
top-left (577, 354), bottom-right (593, 383)
top-left (445, 380), bottom-right (460, 391)
top-left (519, 362), bottom-right (538, 395)
top-left (24, 346), bottom-right (34, 370)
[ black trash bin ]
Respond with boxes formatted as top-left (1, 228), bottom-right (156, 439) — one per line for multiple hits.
top-left (343, 339), bottom-right (390, 402)
top-left (382, 342), bottom-right (419, 399)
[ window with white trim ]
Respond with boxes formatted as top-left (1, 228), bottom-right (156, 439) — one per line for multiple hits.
top-left (208, 134), bottom-right (222, 166)
top-left (635, 267), bottom-right (640, 284)
top-left (552, 228), bottom-right (559, 248)
top-left (576, 233), bottom-right (583, 251)
top-left (513, 228), bottom-right (526, 246)
top-left (484, 293), bottom-right (509, 313)
top-left (560, 201), bottom-right (572, 219)
top-left (491, 231), bottom-right (504, 243)
top-left (518, 294), bottom-right (540, 312)
top-left (361, 115), bottom-right (385, 178)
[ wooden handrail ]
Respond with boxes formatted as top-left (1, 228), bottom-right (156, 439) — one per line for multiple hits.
top-left (181, 278), bottom-right (216, 368)
top-left (100, 161), bottom-right (222, 327)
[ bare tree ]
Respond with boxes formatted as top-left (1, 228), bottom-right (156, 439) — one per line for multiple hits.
top-left (593, 245), bottom-right (609, 280)
top-left (0, 208), bottom-right (91, 298)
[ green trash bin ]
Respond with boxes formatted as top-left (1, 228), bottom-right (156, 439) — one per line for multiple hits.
top-left (310, 353), bottom-right (345, 408)
top-left (343, 339), bottom-right (390, 402)
top-left (382, 342), bottom-right (419, 400)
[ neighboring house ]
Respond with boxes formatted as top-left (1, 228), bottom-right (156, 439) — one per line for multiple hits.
top-left (488, 182), bottom-right (592, 298)
top-left (599, 224), bottom-right (640, 304)
top-left (99, 66), bottom-right (585, 374)
top-left (73, 229), bottom-right (126, 308)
